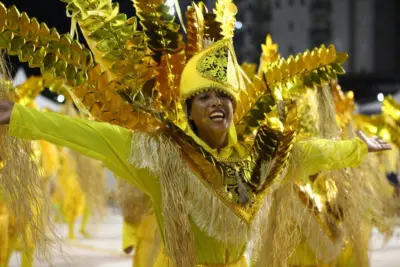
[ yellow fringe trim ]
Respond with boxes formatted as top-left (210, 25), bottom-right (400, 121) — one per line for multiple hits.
top-left (129, 132), bottom-right (273, 266)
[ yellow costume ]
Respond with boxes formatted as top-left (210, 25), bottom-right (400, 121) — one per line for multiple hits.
top-left (56, 147), bottom-right (86, 239)
top-left (117, 179), bottom-right (161, 267)
top-left (9, 102), bottom-right (368, 266)
top-left (0, 0), bottom-right (366, 266)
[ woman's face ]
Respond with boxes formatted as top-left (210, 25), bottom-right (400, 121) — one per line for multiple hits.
top-left (189, 90), bottom-right (233, 134)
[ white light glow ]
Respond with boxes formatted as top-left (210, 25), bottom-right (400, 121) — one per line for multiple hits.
top-left (235, 21), bottom-right (243, 29)
top-left (377, 93), bottom-right (384, 102)
top-left (168, 8), bottom-right (175, 15)
top-left (57, 95), bottom-right (65, 103)
top-left (166, 0), bottom-right (175, 15)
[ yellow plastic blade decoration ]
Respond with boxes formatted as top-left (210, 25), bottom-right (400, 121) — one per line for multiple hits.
top-left (132, 0), bottom-right (185, 54)
top-left (258, 34), bottom-right (281, 75)
top-left (382, 95), bottom-right (400, 122)
top-left (331, 81), bottom-right (355, 129)
top-left (185, 2), bottom-right (205, 60)
top-left (62, 0), bottom-right (157, 108)
top-left (154, 51), bottom-right (186, 120)
top-left (264, 44), bottom-right (348, 100)
top-left (240, 62), bottom-right (257, 81)
top-left (12, 74), bottom-right (63, 105)
top-left (203, 4), bottom-right (223, 41)
top-left (213, 0), bottom-right (237, 39)
top-left (73, 65), bottom-right (163, 131)
top-left (0, 3), bottom-right (93, 87)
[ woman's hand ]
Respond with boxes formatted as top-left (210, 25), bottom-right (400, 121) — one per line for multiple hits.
top-left (0, 100), bottom-right (14, 125)
top-left (356, 130), bottom-right (392, 152)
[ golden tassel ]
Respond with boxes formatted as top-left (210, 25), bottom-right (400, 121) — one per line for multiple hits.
top-left (0, 55), bottom-right (56, 260)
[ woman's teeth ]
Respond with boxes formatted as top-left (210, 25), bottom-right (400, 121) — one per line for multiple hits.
top-left (209, 111), bottom-right (225, 121)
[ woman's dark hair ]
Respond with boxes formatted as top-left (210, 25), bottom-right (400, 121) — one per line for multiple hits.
top-left (185, 98), bottom-right (198, 134)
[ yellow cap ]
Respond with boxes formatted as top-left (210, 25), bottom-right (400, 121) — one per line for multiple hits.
top-left (179, 38), bottom-right (245, 105)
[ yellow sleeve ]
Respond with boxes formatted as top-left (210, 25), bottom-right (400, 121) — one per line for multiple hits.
top-left (9, 103), bottom-right (156, 194)
top-left (295, 138), bottom-right (368, 176)
top-left (122, 220), bottom-right (138, 249)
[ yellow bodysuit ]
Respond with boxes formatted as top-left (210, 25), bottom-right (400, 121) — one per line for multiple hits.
top-left (56, 148), bottom-right (86, 239)
top-left (9, 104), bottom-right (368, 266)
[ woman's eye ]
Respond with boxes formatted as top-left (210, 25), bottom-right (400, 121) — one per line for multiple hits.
top-left (199, 94), bottom-right (210, 100)
top-left (217, 93), bottom-right (229, 100)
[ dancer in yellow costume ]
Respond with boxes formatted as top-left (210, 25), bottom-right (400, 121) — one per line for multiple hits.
top-left (380, 97), bottom-right (400, 197)
top-left (15, 79), bottom-right (109, 239)
top-left (0, 1), bottom-right (392, 266)
top-left (355, 97), bottom-right (400, 199)
top-left (249, 36), bottom-right (395, 267)
top-left (56, 146), bottom-right (86, 240)
top-left (54, 100), bottom-right (108, 240)
top-left (117, 179), bottom-right (162, 267)
top-left (327, 82), bottom-right (399, 267)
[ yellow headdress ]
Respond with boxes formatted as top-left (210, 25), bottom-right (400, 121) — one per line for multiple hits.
top-left (180, 38), bottom-right (244, 105)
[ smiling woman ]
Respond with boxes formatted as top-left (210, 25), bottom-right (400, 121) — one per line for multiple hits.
top-left (188, 91), bottom-right (234, 151)
top-left (0, 0), bottom-right (393, 266)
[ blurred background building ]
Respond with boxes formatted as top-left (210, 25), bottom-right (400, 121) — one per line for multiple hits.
top-left (3, 0), bottom-right (400, 113)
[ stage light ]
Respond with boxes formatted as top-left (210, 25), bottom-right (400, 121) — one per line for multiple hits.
top-left (57, 95), bottom-right (65, 103)
top-left (377, 93), bottom-right (384, 102)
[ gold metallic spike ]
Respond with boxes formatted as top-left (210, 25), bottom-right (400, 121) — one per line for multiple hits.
top-left (202, 2), bottom-right (224, 42)
top-left (303, 50), bottom-right (312, 70)
top-left (310, 70), bottom-right (321, 85)
top-left (318, 46), bottom-right (327, 66)
top-left (49, 28), bottom-right (61, 41)
top-left (185, 2), bottom-right (205, 60)
top-left (326, 44), bottom-right (336, 63)
top-left (0, 30), bottom-right (13, 49)
top-left (241, 62), bottom-right (257, 81)
top-left (133, 0), bottom-right (185, 53)
top-left (273, 65), bottom-right (282, 83)
top-left (303, 74), bottom-right (314, 89)
top-left (38, 23), bottom-right (51, 45)
top-left (335, 52), bottom-right (348, 64)
top-left (60, 34), bottom-right (72, 46)
top-left (331, 63), bottom-right (345, 75)
top-left (19, 42), bottom-right (35, 62)
top-left (279, 59), bottom-right (289, 80)
top-left (295, 53), bottom-right (304, 72)
top-left (258, 34), bottom-right (281, 76)
top-left (55, 60), bottom-right (68, 77)
top-left (65, 64), bottom-right (77, 84)
top-left (317, 68), bottom-right (330, 82)
top-left (0, 3), bottom-right (6, 31)
top-left (43, 53), bottom-right (58, 71)
top-left (310, 48), bottom-right (320, 69)
top-left (382, 96), bottom-right (400, 122)
top-left (287, 56), bottom-right (297, 76)
top-left (214, 0), bottom-right (237, 38)
top-left (7, 6), bottom-right (20, 31)
top-left (27, 18), bottom-right (40, 41)
top-left (331, 81), bottom-right (355, 129)
top-left (265, 68), bottom-right (274, 84)
top-left (18, 12), bottom-right (30, 37)
top-left (9, 36), bottom-right (25, 55)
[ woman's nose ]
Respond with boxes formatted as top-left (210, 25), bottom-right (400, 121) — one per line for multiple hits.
top-left (211, 94), bottom-right (222, 106)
